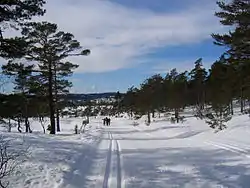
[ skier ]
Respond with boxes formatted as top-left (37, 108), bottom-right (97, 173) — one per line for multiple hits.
top-left (107, 118), bottom-right (111, 126)
top-left (103, 118), bottom-right (106, 126)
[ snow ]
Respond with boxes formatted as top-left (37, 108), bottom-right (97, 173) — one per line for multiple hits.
top-left (1, 114), bottom-right (250, 187)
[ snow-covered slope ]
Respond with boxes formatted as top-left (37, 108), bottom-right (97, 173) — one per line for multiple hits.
top-left (1, 114), bottom-right (250, 188)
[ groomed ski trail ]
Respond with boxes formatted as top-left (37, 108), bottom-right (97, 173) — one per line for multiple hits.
top-left (103, 131), bottom-right (125, 188)
top-left (205, 140), bottom-right (250, 158)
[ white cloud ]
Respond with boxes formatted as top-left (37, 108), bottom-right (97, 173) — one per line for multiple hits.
top-left (37, 0), bottom-right (224, 73)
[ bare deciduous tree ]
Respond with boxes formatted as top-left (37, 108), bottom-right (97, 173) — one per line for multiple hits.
top-left (0, 136), bottom-right (28, 188)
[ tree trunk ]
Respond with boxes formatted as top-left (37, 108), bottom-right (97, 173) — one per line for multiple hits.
top-left (219, 108), bottom-right (223, 130)
top-left (201, 90), bottom-right (206, 110)
top-left (25, 116), bottom-right (29, 133)
top-left (117, 100), bottom-right (120, 117)
top-left (147, 111), bottom-right (151, 125)
top-left (175, 108), bottom-right (179, 123)
top-left (42, 125), bottom-right (45, 134)
top-left (240, 87), bottom-right (244, 113)
top-left (24, 98), bottom-right (31, 133)
top-left (38, 116), bottom-right (46, 134)
top-left (56, 109), bottom-right (60, 132)
top-left (17, 117), bottom-right (22, 133)
top-left (54, 69), bottom-right (60, 132)
top-left (8, 118), bottom-right (11, 132)
top-left (231, 100), bottom-right (234, 115)
top-left (152, 110), bottom-right (155, 118)
top-left (49, 61), bottom-right (56, 134)
top-left (241, 99), bottom-right (244, 113)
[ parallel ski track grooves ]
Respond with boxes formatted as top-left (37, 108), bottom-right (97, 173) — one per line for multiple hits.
top-left (103, 132), bottom-right (123, 188)
top-left (115, 139), bottom-right (122, 188)
top-left (205, 141), bottom-right (250, 158)
top-left (103, 132), bottom-right (113, 188)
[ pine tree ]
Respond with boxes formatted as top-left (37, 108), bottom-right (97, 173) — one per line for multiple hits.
top-left (21, 22), bottom-right (90, 134)
top-left (212, 0), bottom-right (250, 113)
top-left (148, 74), bottom-right (164, 118)
top-left (189, 58), bottom-right (207, 113)
top-left (164, 69), bottom-right (187, 123)
top-left (0, 94), bottom-right (25, 132)
top-left (2, 62), bottom-right (34, 132)
top-left (0, 0), bottom-right (46, 58)
top-left (54, 61), bottom-right (79, 132)
top-left (114, 91), bottom-right (122, 116)
top-left (138, 74), bottom-right (164, 121)
top-left (122, 87), bottom-right (139, 118)
top-left (138, 81), bottom-right (152, 124)
top-left (206, 56), bottom-right (234, 131)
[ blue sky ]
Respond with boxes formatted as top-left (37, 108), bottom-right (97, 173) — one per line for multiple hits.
top-left (71, 39), bottom-right (226, 93)
top-left (110, 0), bottom-right (214, 13)
top-left (63, 0), bottom-right (225, 93)
top-left (2, 0), bottom-right (228, 93)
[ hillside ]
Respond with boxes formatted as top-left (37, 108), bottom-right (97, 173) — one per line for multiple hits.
top-left (66, 92), bottom-right (118, 101)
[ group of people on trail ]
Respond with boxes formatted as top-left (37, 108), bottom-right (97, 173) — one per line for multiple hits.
top-left (103, 117), bottom-right (111, 126)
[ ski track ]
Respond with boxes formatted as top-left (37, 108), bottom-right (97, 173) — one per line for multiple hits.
top-left (205, 140), bottom-right (250, 158)
top-left (116, 139), bottom-right (122, 188)
top-left (103, 132), bottom-right (113, 188)
top-left (103, 131), bottom-right (124, 188)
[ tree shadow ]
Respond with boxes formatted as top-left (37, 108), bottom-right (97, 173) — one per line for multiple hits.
top-left (61, 134), bottom-right (104, 188)
top-left (2, 128), bottom-right (104, 188)
top-left (102, 129), bottom-right (204, 141)
top-left (121, 147), bottom-right (250, 188)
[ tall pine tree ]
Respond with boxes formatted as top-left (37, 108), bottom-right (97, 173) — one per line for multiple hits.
top-left (189, 58), bottom-right (207, 111)
top-left (212, 0), bottom-right (250, 113)
top-left (21, 22), bottom-right (90, 134)
top-left (206, 56), bottom-right (234, 131)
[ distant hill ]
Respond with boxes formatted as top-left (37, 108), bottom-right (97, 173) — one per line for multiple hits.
top-left (66, 92), bottom-right (119, 101)
top-left (0, 92), bottom-right (120, 102)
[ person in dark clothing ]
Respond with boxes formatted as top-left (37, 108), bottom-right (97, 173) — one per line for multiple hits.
top-left (106, 117), bottom-right (109, 126)
top-left (103, 118), bottom-right (106, 126)
top-left (104, 117), bottom-right (108, 126)
top-left (107, 118), bottom-right (111, 126)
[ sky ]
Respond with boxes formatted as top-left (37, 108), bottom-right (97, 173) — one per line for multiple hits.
top-left (2, 0), bottom-right (229, 93)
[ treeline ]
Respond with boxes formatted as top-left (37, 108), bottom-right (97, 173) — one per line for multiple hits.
top-left (120, 0), bottom-right (250, 130)
top-left (0, 0), bottom-right (90, 134)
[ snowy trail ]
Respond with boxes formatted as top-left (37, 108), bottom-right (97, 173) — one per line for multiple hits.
top-left (6, 116), bottom-right (250, 188)
top-left (205, 140), bottom-right (250, 158)
top-left (80, 126), bottom-right (124, 188)
top-left (115, 139), bottom-right (123, 188)
top-left (109, 119), bottom-right (250, 188)
top-left (103, 131), bottom-right (124, 188)
top-left (102, 132), bottom-right (113, 188)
